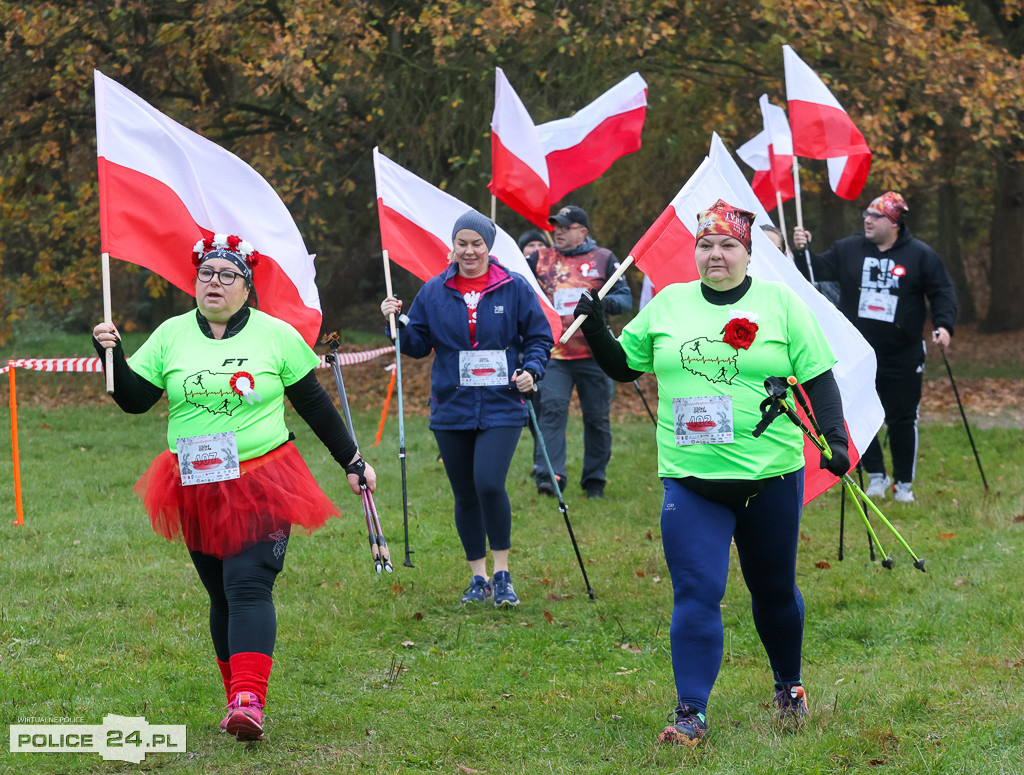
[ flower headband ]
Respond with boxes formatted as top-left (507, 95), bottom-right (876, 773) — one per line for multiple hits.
top-left (191, 234), bottom-right (262, 278)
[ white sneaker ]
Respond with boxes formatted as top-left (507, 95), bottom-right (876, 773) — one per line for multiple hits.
top-left (864, 474), bottom-right (892, 499)
top-left (893, 482), bottom-right (915, 503)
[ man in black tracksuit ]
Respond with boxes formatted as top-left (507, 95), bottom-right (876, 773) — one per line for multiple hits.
top-left (792, 192), bottom-right (958, 503)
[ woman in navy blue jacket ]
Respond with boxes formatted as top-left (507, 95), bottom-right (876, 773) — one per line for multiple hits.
top-left (381, 211), bottom-right (553, 607)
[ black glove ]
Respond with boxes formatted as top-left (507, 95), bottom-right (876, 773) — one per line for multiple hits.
top-left (821, 437), bottom-right (850, 477)
top-left (573, 290), bottom-right (606, 336)
top-left (344, 457), bottom-right (367, 486)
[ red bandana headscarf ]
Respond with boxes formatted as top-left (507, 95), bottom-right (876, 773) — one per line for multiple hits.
top-left (695, 199), bottom-right (756, 251)
top-left (868, 192), bottom-right (909, 224)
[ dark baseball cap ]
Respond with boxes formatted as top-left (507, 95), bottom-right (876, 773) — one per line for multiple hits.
top-left (548, 205), bottom-right (590, 229)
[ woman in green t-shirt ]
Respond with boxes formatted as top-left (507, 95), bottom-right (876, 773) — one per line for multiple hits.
top-left (574, 200), bottom-right (851, 746)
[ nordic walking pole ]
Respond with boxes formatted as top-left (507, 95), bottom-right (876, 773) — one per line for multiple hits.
top-left (633, 379), bottom-right (657, 425)
top-left (101, 252), bottom-right (114, 394)
top-left (526, 382), bottom-right (595, 600)
top-left (383, 250), bottom-right (414, 567)
top-left (938, 342), bottom-right (988, 491)
top-left (322, 332), bottom-right (393, 573)
top-left (560, 256), bottom-right (634, 344)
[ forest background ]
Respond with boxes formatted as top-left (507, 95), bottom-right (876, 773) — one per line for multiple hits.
top-left (3, 0), bottom-right (1024, 343)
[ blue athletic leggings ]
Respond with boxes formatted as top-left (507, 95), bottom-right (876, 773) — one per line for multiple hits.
top-left (434, 426), bottom-right (523, 561)
top-left (660, 473), bottom-right (805, 713)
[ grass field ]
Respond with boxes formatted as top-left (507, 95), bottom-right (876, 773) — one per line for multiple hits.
top-left (1, 374), bottom-right (1023, 774)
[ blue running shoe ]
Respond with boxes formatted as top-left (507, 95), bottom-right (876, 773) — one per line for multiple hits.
top-left (658, 703), bottom-right (707, 746)
top-left (492, 570), bottom-right (520, 607)
top-left (460, 575), bottom-right (492, 604)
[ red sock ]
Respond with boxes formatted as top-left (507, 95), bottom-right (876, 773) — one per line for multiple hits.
top-left (216, 659), bottom-right (232, 703)
top-left (229, 652), bottom-right (273, 705)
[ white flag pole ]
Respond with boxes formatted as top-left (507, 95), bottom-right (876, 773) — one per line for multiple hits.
top-left (792, 157), bottom-right (815, 283)
top-left (101, 252), bottom-right (114, 394)
top-left (558, 255), bottom-right (634, 344)
top-left (775, 191), bottom-right (788, 244)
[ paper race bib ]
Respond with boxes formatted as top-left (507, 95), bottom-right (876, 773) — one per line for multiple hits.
top-left (458, 350), bottom-right (509, 386)
top-left (177, 431), bottom-right (241, 486)
top-left (672, 395), bottom-right (734, 445)
top-left (858, 288), bottom-right (898, 322)
top-left (553, 286), bottom-right (588, 316)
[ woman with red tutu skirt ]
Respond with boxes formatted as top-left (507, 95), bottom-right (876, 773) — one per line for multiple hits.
top-left (93, 234), bottom-right (375, 741)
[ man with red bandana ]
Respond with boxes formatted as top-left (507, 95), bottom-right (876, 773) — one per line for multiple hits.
top-left (792, 192), bottom-right (958, 503)
top-left (525, 205), bottom-right (633, 499)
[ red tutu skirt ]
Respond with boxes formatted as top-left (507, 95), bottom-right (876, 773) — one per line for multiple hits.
top-left (133, 442), bottom-right (341, 558)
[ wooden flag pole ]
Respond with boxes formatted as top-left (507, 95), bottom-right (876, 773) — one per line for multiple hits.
top-left (8, 363), bottom-right (24, 526)
top-left (558, 255), bottom-right (634, 344)
top-left (101, 252), bottom-right (115, 394)
top-left (490, 194), bottom-right (497, 222)
top-left (382, 249), bottom-right (414, 566)
top-left (791, 158), bottom-right (815, 282)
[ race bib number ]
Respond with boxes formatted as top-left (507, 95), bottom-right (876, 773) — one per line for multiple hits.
top-left (177, 432), bottom-right (240, 486)
top-left (858, 288), bottom-right (898, 322)
top-left (553, 286), bottom-right (588, 316)
top-left (672, 395), bottom-right (734, 446)
top-left (458, 350), bottom-right (508, 387)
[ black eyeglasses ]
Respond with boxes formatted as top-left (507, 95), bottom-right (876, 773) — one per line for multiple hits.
top-left (197, 267), bottom-right (243, 286)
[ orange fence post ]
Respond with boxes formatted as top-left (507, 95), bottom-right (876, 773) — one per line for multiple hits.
top-left (8, 362), bottom-right (24, 526)
top-left (374, 364), bottom-right (397, 447)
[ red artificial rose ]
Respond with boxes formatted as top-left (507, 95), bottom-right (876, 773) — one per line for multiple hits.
top-left (227, 234), bottom-right (241, 249)
top-left (723, 317), bottom-right (758, 350)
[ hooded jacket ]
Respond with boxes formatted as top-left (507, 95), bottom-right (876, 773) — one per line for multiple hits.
top-left (394, 260), bottom-right (553, 430)
top-left (796, 224), bottom-right (957, 361)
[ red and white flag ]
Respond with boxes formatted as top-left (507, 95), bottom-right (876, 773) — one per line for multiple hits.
top-left (489, 70), bottom-right (647, 226)
top-left (374, 148), bottom-right (562, 341)
top-left (631, 133), bottom-right (882, 503)
top-left (737, 95), bottom-right (796, 212)
top-left (488, 68), bottom-right (551, 230)
top-left (94, 71), bottom-right (322, 346)
top-left (783, 45), bottom-right (871, 200)
top-left (538, 72), bottom-right (648, 204)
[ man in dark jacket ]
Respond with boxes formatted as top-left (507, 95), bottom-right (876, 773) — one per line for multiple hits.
top-left (792, 192), bottom-right (958, 503)
top-left (526, 205), bottom-right (633, 499)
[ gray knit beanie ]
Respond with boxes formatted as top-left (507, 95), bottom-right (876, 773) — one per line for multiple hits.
top-left (451, 210), bottom-right (497, 251)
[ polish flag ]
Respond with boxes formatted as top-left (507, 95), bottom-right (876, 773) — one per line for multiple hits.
top-left (94, 71), bottom-right (322, 346)
top-left (488, 68), bottom-right (551, 230)
top-left (538, 72), bottom-right (648, 203)
top-left (737, 95), bottom-right (795, 212)
top-left (374, 148), bottom-right (562, 341)
top-left (783, 45), bottom-right (871, 199)
top-left (630, 133), bottom-right (882, 503)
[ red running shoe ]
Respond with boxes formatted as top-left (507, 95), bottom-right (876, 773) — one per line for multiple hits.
top-left (223, 691), bottom-right (265, 741)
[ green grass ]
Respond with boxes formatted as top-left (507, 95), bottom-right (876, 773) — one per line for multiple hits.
top-left (1, 400), bottom-right (1023, 773)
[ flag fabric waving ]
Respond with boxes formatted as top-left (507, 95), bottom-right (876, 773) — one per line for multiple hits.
top-left (538, 72), bottom-right (648, 203)
top-left (783, 45), bottom-right (871, 200)
top-left (737, 95), bottom-right (796, 212)
top-left (94, 71), bottom-right (322, 346)
top-left (488, 68), bottom-right (551, 230)
top-left (630, 133), bottom-right (882, 503)
top-left (374, 148), bottom-right (562, 341)
top-left (489, 70), bottom-right (647, 226)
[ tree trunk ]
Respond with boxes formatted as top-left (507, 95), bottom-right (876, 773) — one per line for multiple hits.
top-left (936, 179), bottom-right (976, 323)
top-left (982, 156), bottom-right (1024, 332)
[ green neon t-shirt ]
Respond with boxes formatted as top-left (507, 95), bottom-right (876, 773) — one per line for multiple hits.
top-left (619, 279), bottom-right (836, 480)
top-left (128, 309), bottom-right (320, 461)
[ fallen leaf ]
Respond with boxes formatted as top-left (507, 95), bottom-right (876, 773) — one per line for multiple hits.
top-left (412, 612), bottom-right (423, 620)
top-left (954, 578), bottom-right (965, 586)
top-left (400, 640), bottom-right (415, 648)
top-left (548, 593), bottom-right (571, 601)
top-left (645, 531), bottom-right (654, 540)
top-left (365, 729), bottom-right (376, 736)
top-left (815, 560), bottom-right (831, 569)
top-left (937, 532), bottom-right (955, 539)
top-left (634, 570), bottom-right (646, 578)
top-left (520, 622), bottom-right (533, 627)
top-left (543, 610), bottom-right (554, 624)
top-left (1013, 515), bottom-right (1024, 523)
top-left (619, 643), bottom-right (642, 654)
top-left (869, 759), bottom-right (885, 766)
top-left (652, 575), bottom-right (661, 583)
top-left (390, 584), bottom-right (405, 594)
top-left (456, 764), bottom-right (485, 774)
top-left (799, 531), bottom-right (811, 542)
top-left (538, 578), bottom-right (550, 585)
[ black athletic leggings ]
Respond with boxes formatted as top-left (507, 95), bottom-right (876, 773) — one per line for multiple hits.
top-left (434, 426), bottom-right (522, 561)
top-left (190, 532), bottom-right (289, 660)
